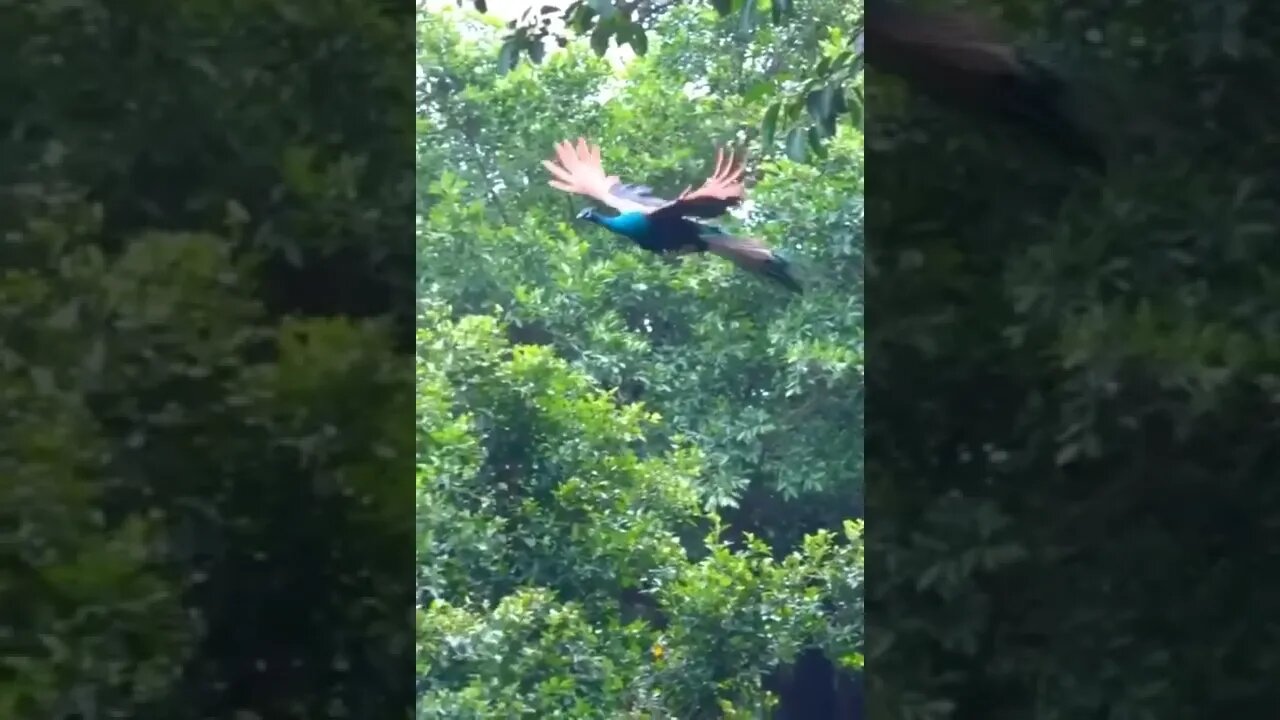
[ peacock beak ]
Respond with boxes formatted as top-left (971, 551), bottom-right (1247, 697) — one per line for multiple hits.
top-left (575, 208), bottom-right (593, 221)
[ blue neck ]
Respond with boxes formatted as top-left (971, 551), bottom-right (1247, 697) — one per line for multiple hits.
top-left (596, 211), bottom-right (650, 239)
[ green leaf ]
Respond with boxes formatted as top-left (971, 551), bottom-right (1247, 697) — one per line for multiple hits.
top-left (785, 127), bottom-right (807, 162)
top-left (567, 4), bottom-right (596, 33)
top-left (805, 87), bottom-right (831, 132)
top-left (832, 87), bottom-right (848, 114)
top-left (808, 126), bottom-right (828, 158)
top-left (761, 103), bottom-right (782, 147)
top-left (830, 50), bottom-right (855, 72)
top-left (590, 25), bottom-right (610, 55)
top-left (588, 0), bottom-right (616, 20)
top-left (744, 81), bottom-right (771, 104)
top-left (815, 55), bottom-right (833, 80)
top-left (527, 39), bottom-right (546, 64)
top-left (846, 87), bottom-right (864, 128)
top-left (786, 95), bottom-right (806, 122)
top-left (497, 38), bottom-right (520, 74)
top-left (738, 0), bottom-right (758, 33)
top-left (818, 86), bottom-right (839, 135)
top-left (629, 28), bottom-right (648, 56)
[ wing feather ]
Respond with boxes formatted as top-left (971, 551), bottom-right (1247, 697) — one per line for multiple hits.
top-left (611, 183), bottom-right (669, 208)
top-left (649, 146), bottom-right (748, 220)
top-left (542, 138), bottom-right (657, 213)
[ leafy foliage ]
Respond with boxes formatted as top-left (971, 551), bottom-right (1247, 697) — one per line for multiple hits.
top-left (421, 4), bottom-right (863, 528)
top-left (3, 1), bottom-right (414, 717)
top-left (459, 0), bottom-right (863, 160)
top-left (419, 2), bottom-right (863, 716)
top-left (864, 0), bottom-right (1280, 717)
top-left (419, 308), bottom-right (864, 716)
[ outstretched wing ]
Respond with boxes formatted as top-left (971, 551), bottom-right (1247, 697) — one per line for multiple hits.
top-left (649, 147), bottom-right (747, 220)
top-left (610, 183), bottom-right (668, 209)
top-left (542, 138), bottom-right (660, 213)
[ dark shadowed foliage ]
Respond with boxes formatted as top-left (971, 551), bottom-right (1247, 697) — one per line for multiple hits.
top-left (1, 2), bottom-right (416, 718)
top-left (865, 1), bottom-right (1280, 718)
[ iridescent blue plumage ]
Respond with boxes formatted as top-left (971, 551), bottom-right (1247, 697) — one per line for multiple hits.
top-left (546, 139), bottom-right (802, 293)
top-left (594, 211), bottom-right (652, 241)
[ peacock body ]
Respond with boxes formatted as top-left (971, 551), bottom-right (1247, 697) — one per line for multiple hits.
top-left (543, 139), bottom-right (802, 293)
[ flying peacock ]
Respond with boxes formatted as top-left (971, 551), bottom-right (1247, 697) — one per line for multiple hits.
top-left (865, 0), bottom-right (1107, 171)
top-left (542, 138), bottom-right (802, 293)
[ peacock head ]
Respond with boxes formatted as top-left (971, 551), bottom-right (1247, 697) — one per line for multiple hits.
top-left (575, 207), bottom-right (597, 222)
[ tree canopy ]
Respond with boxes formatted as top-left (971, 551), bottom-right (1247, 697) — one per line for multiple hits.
top-left (419, 1), bottom-right (865, 715)
top-left (862, 1), bottom-right (1280, 718)
top-left (456, 0), bottom-right (864, 161)
top-left (4, 1), bottom-right (414, 717)
top-left (436, 0), bottom-right (1280, 717)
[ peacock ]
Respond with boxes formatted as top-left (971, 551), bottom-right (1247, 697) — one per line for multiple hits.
top-left (542, 138), bottom-right (802, 293)
top-left (865, 0), bottom-right (1107, 171)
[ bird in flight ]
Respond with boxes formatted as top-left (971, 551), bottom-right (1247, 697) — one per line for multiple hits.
top-left (543, 138), bottom-right (802, 293)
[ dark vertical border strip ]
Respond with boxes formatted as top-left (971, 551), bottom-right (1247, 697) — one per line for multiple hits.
top-left (1, 1), bottom-right (416, 718)
top-left (865, 1), bottom-right (1280, 718)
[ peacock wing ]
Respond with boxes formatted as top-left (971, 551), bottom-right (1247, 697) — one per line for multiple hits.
top-left (542, 138), bottom-right (660, 214)
top-left (610, 183), bottom-right (669, 208)
top-left (648, 146), bottom-right (747, 220)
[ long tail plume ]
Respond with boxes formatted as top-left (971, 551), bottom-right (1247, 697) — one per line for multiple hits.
top-left (704, 235), bottom-right (802, 293)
